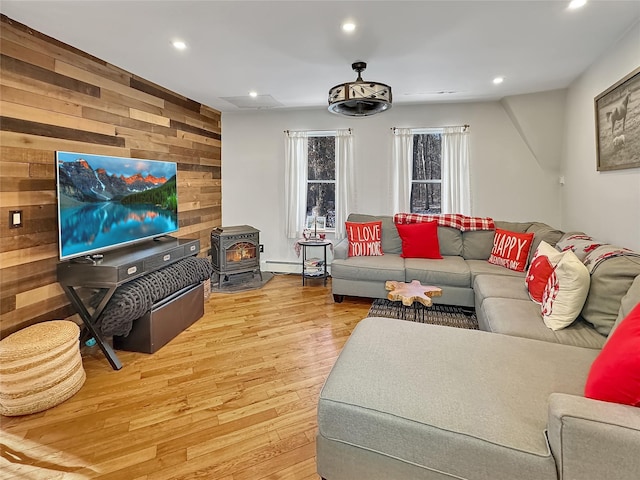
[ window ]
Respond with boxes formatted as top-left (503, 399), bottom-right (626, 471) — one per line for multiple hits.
top-left (285, 129), bottom-right (352, 240)
top-left (410, 130), bottom-right (442, 214)
top-left (306, 135), bottom-right (336, 230)
top-left (391, 125), bottom-right (468, 217)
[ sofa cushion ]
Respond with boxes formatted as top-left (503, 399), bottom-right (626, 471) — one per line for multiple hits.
top-left (488, 228), bottom-right (534, 272)
top-left (527, 222), bottom-right (565, 247)
top-left (526, 222), bottom-right (564, 263)
top-left (331, 253), bottom-right (405, 283)
top-left (437, 226), bottom-right (463, 256)
top-left (404, 256), bottom-right (470, 288)
top-left (466, 259), bottom-right (526, 283)
top-left (474, 274), bottom-right (530, 306)
top-left (610, 274), bottom-right (640, 338)
top-left (556, 233), bottom-right (603, 262)
top-left (581, 246), bottom-right (640, 336)
top-left (479, 297), bottom-right (606, 349)
top-left (346, 221), bottom-right (383, 257)
top-left (318, 318), bottom-right (598, 480)
top-left (496, 221), bottom-right (533, 233)
top-left (462, 229), bottom-right (495, 260)
top-left (462, 221), bottom-right (531, 260)
top-left (347, 214), bottom-right (402, 254)
top-left (585, 302), bottom-right (640, 407)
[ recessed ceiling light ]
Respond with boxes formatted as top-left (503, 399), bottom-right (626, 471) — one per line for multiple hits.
top-left (568, 0), bottom-right (587, 10)
top-left (493, 76), bottom-right (504, 85)
top-left (342, 22), bottom-right (356, 33)
top-left (249, 91), bottom-right (258, 98)
top-left (172, 40), bottom-right (187, 50)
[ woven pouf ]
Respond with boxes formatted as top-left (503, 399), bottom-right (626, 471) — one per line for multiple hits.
top-left (0, 320), bottom-right (86, 416)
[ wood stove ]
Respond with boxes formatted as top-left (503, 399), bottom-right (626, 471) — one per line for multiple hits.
top-left (211, 225), bottom-right (261, 287)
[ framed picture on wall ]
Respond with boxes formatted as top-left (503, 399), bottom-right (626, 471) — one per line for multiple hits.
top-left (595, 66), bottom-right (640, 171)
top-left (305, 216), bottom-right (327, 231)
top-left (305, 216), bottom-right (315, 230)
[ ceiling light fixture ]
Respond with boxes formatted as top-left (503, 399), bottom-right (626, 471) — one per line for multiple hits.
top-left (172, 40), bottom-right (187, 50)
top-left (342, 22), bottom-right (356, 32)
top-left (328, 62), bottom-right (392, 117)
top-left (493, 76), bottom-right (504, 85)
top-left (568, 0), bottom-right (587, 10)
top-left (249, 91), bottom-right (258, 97)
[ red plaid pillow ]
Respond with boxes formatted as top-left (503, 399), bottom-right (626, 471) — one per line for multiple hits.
top-left (488, 228), bottom-right (534, 272)
top-left (393, 213), bottom-right (494, 231)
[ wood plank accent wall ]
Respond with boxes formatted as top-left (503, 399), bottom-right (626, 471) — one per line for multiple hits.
top-left (0, 15), bottom-right (222, 338)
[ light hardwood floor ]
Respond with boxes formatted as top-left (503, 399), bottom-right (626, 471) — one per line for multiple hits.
top-left (1, 274), bottom-right (372, 479)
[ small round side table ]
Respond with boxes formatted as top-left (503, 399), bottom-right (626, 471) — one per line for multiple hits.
top-left (299, 239), bottom-right (331, 286)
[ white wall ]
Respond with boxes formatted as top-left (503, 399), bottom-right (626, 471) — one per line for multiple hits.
top-left (561, 22), bottom-right (640, 251)
top-left (222, 99), bottom-right (563, 269)
top-left (500, 89), bottom-right (567, 171)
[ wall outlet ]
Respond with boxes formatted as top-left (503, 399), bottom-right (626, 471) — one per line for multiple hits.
top-left (259, 244), bottom-right (264, 253)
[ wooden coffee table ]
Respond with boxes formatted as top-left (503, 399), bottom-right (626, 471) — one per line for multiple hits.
top-left (385, 280), bottom-right (443, 321)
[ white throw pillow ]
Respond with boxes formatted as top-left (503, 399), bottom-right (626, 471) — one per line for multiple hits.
top-left (541, 249), bottom-right (590, 330)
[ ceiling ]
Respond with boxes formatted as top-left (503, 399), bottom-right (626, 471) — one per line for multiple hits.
top-left (2, 1), bottom-right (639, 114)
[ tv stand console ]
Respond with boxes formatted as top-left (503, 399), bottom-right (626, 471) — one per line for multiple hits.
top-left (57, 237), bottom-right (200, 370)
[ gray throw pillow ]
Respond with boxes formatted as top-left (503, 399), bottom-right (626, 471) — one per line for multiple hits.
top-left (462, 221), bottom-right (531, 260)
top-left (607, 274), bottom-right (640, 340)
top-left (581, 250), bottom-right (640, 336)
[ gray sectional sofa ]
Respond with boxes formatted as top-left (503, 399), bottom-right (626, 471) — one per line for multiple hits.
top-left (318, 213), bottom-right (640, 480)
top-left (331, 214), bottom-right (564, 309)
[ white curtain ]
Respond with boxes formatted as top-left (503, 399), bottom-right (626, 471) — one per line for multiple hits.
top-left (441, 126), bottom-right (471, 215)
top-left (335, 129), bottom-right (354, 240)
top-left (390, 128), bottom-right (413, 214)
top-left (284, 131), bottom-right (308, 239)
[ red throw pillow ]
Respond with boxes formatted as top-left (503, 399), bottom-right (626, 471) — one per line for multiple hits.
top-left (488, 228), bottom-right (534, 272)
top-left (526, 255), bottom-right (555, 303)
top-left (525, 241), bottom-right (563, 304)
top-left (395, 221), bottom-right (442, 259)
top-left (345, 221), bottom-right (383, 257)
top-left (585, 301), bottom-right (640, 407)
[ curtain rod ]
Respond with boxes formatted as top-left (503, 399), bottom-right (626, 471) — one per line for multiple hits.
top-left (391, 124), bottom-right (470, 132)
top-left (284, 128), bottom-right (352, 135)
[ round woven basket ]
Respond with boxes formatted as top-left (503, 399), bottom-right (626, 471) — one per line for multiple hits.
top-left (0, 320), bottom-right (86, 416)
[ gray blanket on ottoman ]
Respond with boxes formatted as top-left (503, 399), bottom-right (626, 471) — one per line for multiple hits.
top-left (97, 257), bottom-right (212, 337)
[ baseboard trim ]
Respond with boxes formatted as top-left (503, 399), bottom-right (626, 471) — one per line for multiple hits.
top-left (263, 260), bottom-right (331, 275)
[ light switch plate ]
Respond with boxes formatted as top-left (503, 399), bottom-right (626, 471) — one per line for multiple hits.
top-left (9, 210), bottom-right (23, 229)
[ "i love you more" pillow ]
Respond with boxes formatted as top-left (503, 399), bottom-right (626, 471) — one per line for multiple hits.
top-left (346, 221), bottom-right (384, 257)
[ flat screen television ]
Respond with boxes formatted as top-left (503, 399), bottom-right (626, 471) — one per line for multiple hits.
top-left (56, 151), bottom-right (178, 261)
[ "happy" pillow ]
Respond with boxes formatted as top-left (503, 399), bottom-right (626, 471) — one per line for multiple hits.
top-left (488, 228), bottom-right (534, 272)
